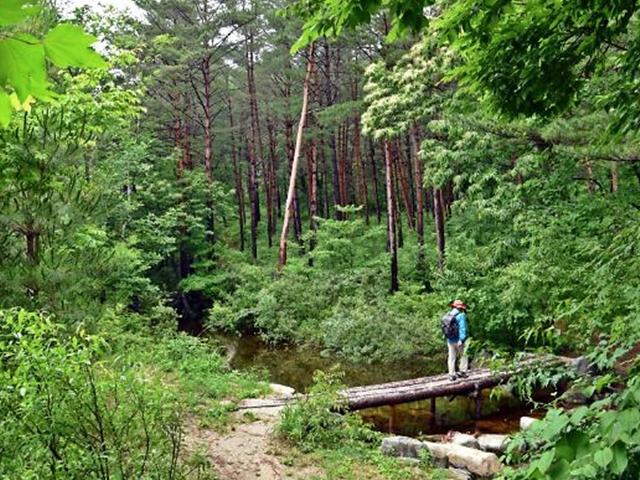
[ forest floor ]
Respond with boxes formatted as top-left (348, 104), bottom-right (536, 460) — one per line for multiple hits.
top-left (182, 392), bottom-right (434, 480)
top-left (183, 401), bottom-right (323, 480)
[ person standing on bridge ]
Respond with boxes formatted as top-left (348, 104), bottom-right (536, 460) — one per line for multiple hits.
top-left (441, 299), bottom-right (469, 381)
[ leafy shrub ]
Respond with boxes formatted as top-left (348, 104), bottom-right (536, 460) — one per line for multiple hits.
top-left (0, 308), bottom-right (199, 479)
top-left (150, 332), bottom-right (268, 404)
top-left (502, 373), bottom-right (640, 479)
top-left (278, 370), bottom-right (379, 452)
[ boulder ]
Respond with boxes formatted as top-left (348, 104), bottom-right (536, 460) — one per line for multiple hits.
top-left (424, 442), bottom-right (502, 477)
top-left (396, 457), bottom-right (421, 467)
top-left (448, 467), bottom-right (474, 480)
top-left (382, 436), bottom-right (502, 477)
top-left (520, 416), bottom-right (539, 431)
top-left (560, 386), bottom-right (590, 406)
top-left (381, 436), bottom-right (430, 459)
top-left (572, 356), bottom-right (591, 375)
top-left (269, 383), bottom-right (296, 398)
top-left (450, 432), bottom-right (480, 449)
top-left (477, 434), bottom-right (509, 454)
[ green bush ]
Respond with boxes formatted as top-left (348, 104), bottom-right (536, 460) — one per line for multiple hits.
top-left (278, 370), bottom-right (379, 452)
top-left (502, 372), bottom-right (640, 479)
top-left (0, 308), bottom-right (198, 479)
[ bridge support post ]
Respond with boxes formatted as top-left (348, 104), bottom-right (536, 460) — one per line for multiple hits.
top-left (430, 397), bottom-right (436, 428)
top-left (388, 405), bottom-right (397, 434)
top-left (474, 385), bottom-right (482, 420)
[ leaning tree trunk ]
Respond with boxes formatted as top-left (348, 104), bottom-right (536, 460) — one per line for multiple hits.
top-left (384, 139), bottom-right (399, 293)
top-left (278, 43), bottom-right (316, 272)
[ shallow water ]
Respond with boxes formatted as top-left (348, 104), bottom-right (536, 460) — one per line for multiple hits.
top-left (222, 334), bottom-right (441, 391)
top-left (216, 334), bottom-right (540, 437)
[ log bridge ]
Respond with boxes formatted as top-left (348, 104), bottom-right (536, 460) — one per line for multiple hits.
top-left (239, 355), bottom-right (578, 417)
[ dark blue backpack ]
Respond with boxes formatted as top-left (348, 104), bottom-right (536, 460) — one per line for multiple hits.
top-left (441, 310), bottom-right (459, 339)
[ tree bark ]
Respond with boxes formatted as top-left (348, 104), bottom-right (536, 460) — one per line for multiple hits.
top-left (228, 97), bottom-right (245, 251)
top-left (352, 114), bottom-right (369, 224)
top-left (395, 138), bottom-right (415, 230)
top-left (384, 139), bottom-right (399, 292)
top-left (410, 124), bottom-right (428, 287)
top-left (266, 115), bottom-right (279, 234)
top-left (201, 55), bottom-right (215, 245)
top-left (368, 138), bottom-right (382, 223)
top-left (434, 187), bottom-right (446, 271)
top-left (173, 114), bottom-right (192, 280)
top-left (307, 136), bottom-right (318, 264)
top-left (319, 139), bottom-right (330, 218)
top-left (611, 161), bottom-right (619, 193)
top-left (245, 27), bottom-right (260, 261)
top-left (278, 43), bottom-right (316, 272)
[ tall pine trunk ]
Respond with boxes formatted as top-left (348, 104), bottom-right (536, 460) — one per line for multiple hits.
top-left (395, 138), bottom-right (415, 230)
top-left (368, 138), bottom-right (382, 223)
top-left (228, 97), bottom-right (245, 251)
top-left (201, 55), bottom-right (215, 245)
top-left (410, 124), bottom-right (428, 287)
top-left (434, 186), bottom-right (446, 271)
top-left (352, 112), bottom-right (369, 223)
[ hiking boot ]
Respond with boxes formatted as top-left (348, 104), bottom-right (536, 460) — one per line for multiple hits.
top-left (449, 373), bottom-right (458, 381)
top-left (458, 371), bottom-right (468, 378)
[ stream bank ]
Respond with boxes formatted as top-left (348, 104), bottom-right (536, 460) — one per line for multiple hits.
top-left (215, 334), bottom-right (543, 438)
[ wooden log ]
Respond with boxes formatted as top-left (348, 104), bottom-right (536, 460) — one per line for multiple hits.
top-left (235, 355), bottom-right (576, 412)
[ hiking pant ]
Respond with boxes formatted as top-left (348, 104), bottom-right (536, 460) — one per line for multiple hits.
top-left (447, 341), bottom-right (468, 375)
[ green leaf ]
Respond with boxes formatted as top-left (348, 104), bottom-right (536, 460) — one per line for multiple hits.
top-left (554, 438), bottom-right (575, 462)
top-left (43, 24), bottom-right (107, 69)
top-left (611, 443), bottom-right (628, 475)
top-left (0, 34), bottom-right (49, 102)
top-left (0, 0), bottom-right (40, 26)
top-left (547, 459), bottom-right (570, 480)
top-left (593, 447), bottom-right (613, 468)
top-left (0, 90), bottom-right (11, 127)
top-left (537, 449), bottom-right (555, 474)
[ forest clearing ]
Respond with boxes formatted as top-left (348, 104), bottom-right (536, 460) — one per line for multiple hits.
top-left (1, 0), bottom-right (639, 479)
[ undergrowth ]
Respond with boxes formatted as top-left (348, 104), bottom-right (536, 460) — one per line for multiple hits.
top-left (278, 370), bottom-right (447, 480)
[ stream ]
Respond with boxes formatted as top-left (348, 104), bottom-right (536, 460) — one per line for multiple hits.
top-left (217, 334), bottom-right (542, 438)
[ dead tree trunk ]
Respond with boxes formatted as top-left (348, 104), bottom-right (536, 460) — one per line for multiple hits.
top-left (384, 138), bottom-right (399, 292)
top-left (278, 43), bottom-right (315, 272)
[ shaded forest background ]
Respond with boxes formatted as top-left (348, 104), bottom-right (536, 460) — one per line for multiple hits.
top-left (1, 0), bottom-right (640, 478)
top-left (2, 0), bottom-right (637, 363)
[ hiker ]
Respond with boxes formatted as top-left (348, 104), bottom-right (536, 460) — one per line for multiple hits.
top-left (441, 299), bottom-right (468, 380)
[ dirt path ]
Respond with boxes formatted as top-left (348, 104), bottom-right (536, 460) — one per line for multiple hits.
top-left (184, 396), bottom-right (322, 480)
